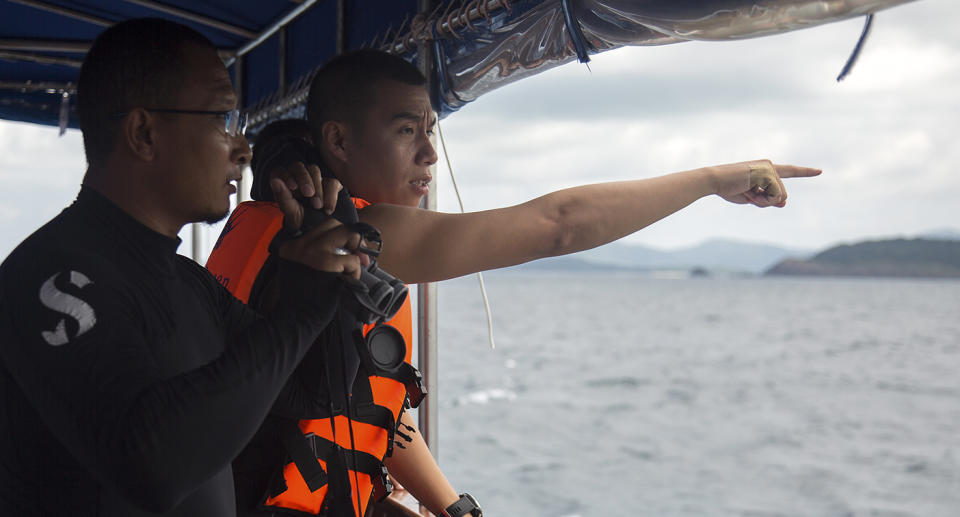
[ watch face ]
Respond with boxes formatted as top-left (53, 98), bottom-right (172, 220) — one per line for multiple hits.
top-left (463, 493), bottom-right (481, 516)
top-left (444, 493), bottom-right (482, 517)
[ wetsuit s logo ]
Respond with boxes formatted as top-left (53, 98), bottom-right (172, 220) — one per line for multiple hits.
top-left (38, 271), bottom-right (97, 346)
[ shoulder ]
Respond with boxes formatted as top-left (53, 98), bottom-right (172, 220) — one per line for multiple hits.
top-left (0, 220), bottom-right (126, 298)
top-left (0, 236), bottom-right (138, 352)
top-left (176, 254), bottom-right (227, 294)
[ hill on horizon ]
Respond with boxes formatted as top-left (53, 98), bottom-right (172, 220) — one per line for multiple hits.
top-left (508, 228), bottom-right (960, 275)
top-left (766, 238), bottom-right (960, 278)
top-left (507, 238), bottom-right (813, 274)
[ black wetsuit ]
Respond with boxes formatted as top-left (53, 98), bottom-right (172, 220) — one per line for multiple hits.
top-left (0, 187), bottom-right (339, 516)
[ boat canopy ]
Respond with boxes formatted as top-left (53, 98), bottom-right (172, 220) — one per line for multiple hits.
top-left (0, 0), bottom-right (917, 134)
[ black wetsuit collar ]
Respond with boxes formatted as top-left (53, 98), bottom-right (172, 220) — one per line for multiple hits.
top-left (74, 185), bottom-right (183, 274)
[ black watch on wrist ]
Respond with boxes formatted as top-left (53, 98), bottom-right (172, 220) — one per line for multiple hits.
top-left (440, 493), bottom-right (482, 517)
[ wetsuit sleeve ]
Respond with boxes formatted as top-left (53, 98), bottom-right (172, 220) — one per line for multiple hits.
top-left (0, 250), bottom-right (338, 513)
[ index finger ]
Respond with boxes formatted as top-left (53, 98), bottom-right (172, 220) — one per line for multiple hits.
top-left (320, 177), bottom-right (343, 216)
top-left (271, 177), bottom-right (302, 231)
top-left (774, 164), bottom-right (823, 179)
top-left (288, 162), bottom-right (316, 198)
top-left (302, 222), bottom-right (364, 256)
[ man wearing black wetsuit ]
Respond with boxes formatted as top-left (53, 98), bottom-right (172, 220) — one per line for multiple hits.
top-left (0, 19), bottom-right (362, 516)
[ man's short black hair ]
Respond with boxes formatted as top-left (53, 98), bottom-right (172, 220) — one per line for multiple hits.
top-left (306, 49), bottom-right (427, 137)
top-left (78, 18), bottom-right (215, 168)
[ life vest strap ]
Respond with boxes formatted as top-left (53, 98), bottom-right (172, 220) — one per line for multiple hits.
top-left (351, 371), bottom-right (399, 458)
top-left (306, 434), bottom-right (393, 502)
top-left (276, 418), bottom-right (328, 493)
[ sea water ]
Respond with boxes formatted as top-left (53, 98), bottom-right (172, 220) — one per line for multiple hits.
top-left (422, 272), bottom-right (960, 516)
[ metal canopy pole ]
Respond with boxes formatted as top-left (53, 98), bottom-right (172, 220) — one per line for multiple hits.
top-left (0, 39), bottom-right (90, 53)
top-left (235, 55), bottom-right (251, 203)
top-left (8, 0), bottom-right (112, 27)
top-left (335, 0), bottom-right (346, 55)
top-left (227, 0), bottom-right (318, 65)
top-left (122, 0), bottom-right (256, 38)
top-left (0, 51), bottom-right (82, 67)
top-left (0, 80), bottom-right (75, 92)
top-left (278, 27), bottom-right (287, 92)
top-left (417, 0), bottom-right (441, 463)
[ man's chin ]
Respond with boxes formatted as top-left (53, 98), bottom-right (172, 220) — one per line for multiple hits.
top-left (202, 211), bottom-right (229, 225)
top-left (199, 206), bottom-right (230, 225)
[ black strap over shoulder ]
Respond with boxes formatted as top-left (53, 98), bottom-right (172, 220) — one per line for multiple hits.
top-left (275, 418), bottom-right (328, 493)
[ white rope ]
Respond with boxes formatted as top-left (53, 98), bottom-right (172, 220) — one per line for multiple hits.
top-left (437, 122), bottom-right (497, 350)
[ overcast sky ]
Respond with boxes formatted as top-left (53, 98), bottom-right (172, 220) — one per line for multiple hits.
top-left (0, 0), bottom-right (956, 260)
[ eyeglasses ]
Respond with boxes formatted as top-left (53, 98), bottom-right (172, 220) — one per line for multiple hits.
top-left (114, 108), bottom-right (248, 137)
top-left (150, 108), bottom-right (247, 137)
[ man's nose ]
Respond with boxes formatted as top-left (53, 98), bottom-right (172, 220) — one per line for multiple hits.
top-left (419, 133), bottom-right (438, 166)
top-left (233, 133), bottom-right (252, 166)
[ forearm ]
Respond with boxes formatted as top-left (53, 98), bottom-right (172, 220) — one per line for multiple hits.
top-left (532, 167), bottom-right (717, 256)
top-left (102, 263), bottom-right (341, 508)
top-left (384, 411), bottom-right (459, 514)
top-left (364, 167), bottom-right (721, 283)
top-left (54, 262), bottom-right (339, 511)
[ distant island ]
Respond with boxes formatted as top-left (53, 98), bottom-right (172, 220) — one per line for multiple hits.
top-left (766, 238), bottom-right (960, 278)
top-left (507, 238), bottom-right (815, 275)
top-left (500, 230), bottom-right (960, 279)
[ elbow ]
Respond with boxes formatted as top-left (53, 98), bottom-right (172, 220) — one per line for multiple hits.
top-left (540, 202), bottom-right (578, 258)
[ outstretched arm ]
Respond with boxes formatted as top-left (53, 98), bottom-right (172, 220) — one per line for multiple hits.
top-left (362, 160), bottom-right (821, 283)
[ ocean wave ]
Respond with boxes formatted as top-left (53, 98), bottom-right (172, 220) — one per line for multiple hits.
top-left (453, 388), bottom-right (518, 406)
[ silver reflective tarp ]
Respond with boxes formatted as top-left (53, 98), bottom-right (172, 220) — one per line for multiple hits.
top-left (434, 0), bottom-right (916, 113)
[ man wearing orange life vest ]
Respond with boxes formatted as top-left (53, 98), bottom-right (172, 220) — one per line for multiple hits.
top-left (231, 50), bottom-right (822, 516)
top-left (209, 118), bottom-right (460, 515)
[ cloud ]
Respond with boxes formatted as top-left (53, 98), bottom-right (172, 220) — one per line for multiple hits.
top-left (433, 0), bottom-right (960, 249)
top-left (1, 0), bottom-right (956, 255)
top-left (0, 122), bottom-right (86, 187)
top-left (0, 122), bottom-right (86, 257)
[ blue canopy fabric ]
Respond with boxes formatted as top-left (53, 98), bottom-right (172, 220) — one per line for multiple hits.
top-left (0, 0), bottom-right (424, 129)
top-left (0, 0), bottom-right (919, 132)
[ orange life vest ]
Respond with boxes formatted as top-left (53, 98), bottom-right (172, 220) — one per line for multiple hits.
top-left (206, 199), bottom-right (419, 516)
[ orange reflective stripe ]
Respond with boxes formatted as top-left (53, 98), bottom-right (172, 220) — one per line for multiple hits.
top-left (205, 201), bottom-right (283, 304)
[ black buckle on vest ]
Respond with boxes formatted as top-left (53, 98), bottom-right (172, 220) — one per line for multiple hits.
top-left (372, 464), bottom-right (393, 502)
top-left (404, 365), bottom-right (426, 408)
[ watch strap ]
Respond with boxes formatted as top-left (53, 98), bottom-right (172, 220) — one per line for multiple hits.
top-left (440, 493), bottom-right (482, 517)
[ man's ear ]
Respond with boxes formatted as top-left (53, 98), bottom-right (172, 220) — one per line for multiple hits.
top-left (320, 120), bottom-right (349, 164)
top-left (122, 108), bottom-right (158, 161)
